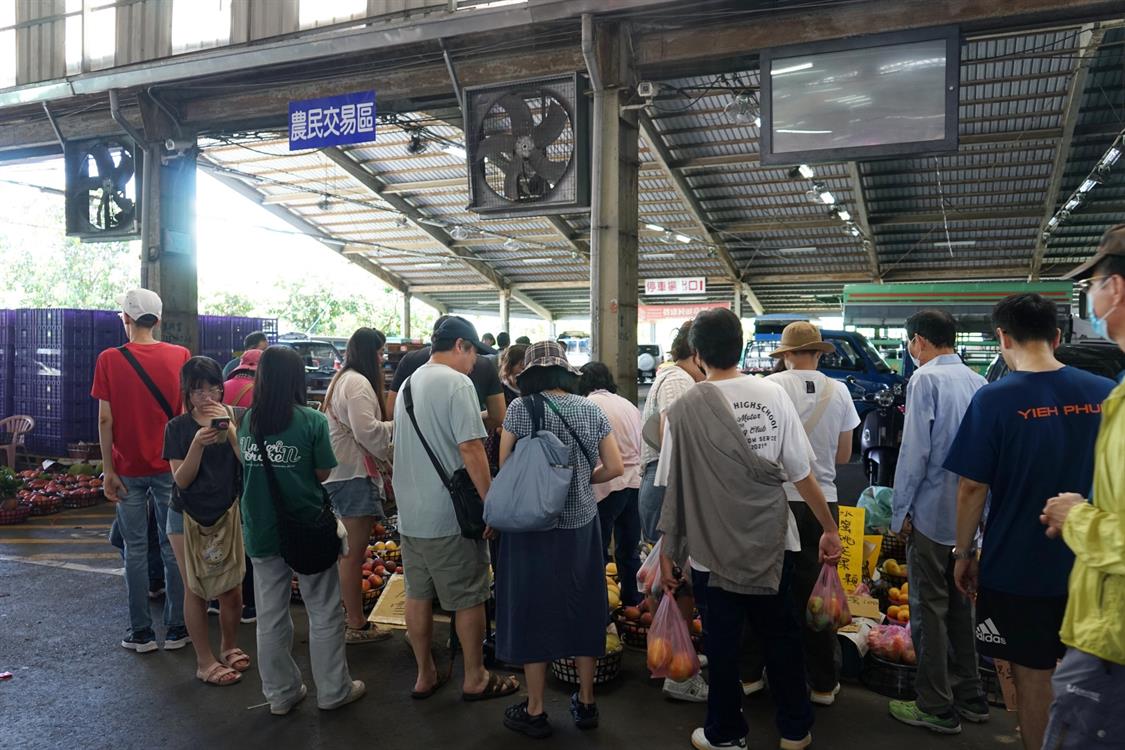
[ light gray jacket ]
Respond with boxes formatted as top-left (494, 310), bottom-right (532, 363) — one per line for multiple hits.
top-left (658, 381), bottom-right (789, 595)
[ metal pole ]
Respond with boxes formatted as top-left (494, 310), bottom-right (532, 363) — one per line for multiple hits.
top-left (403, 291), bottom-right (412, 339)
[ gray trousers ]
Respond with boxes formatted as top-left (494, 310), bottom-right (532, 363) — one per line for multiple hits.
top-left (907, 529), bottom-right (982, 714)
top-left (252, 555), bottom-right (354, 710)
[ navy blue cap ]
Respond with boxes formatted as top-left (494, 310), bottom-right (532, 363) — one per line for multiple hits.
top-left (431, 315), bottom-right (495, 355)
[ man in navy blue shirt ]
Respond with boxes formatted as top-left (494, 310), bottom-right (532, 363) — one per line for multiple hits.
top-left (944, 293), bottom-right (1114, 750)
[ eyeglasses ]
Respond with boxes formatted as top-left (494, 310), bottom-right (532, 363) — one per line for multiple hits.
top-left (189, 386), bottom-right (223, 398)
top-left (1076, 276), bottom-right (1112, 294)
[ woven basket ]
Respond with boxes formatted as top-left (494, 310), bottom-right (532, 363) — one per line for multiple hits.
top-left (613, 613), bottom-right (649, 650)
top-left (24, 496), bottom-right (62, 516)
top-left (551, 649), bottom-right (623, 685)
top-left (61, 492), bottom-right (102, 509)
top-left (880, 533), bottom-right (906, 563)
top-left (860, 652), bottom-right (916, 699)
top-left (0, 503), bottom-right (31, 525)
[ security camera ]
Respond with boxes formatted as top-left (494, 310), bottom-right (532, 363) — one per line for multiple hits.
top-left (637, 81), bottom-right (658, 100)
top-left (163, 137), bottom-right (195, 154)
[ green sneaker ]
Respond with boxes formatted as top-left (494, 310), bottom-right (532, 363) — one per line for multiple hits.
top-left (888, 700), bottom-right (962, 735)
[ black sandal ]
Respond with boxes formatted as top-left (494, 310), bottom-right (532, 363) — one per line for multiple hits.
top-left (410, 671), bottom-right (449, 700)
top-left (463, 671), bottom-right (520, 702)
top-left (504, 701), bottom-right (552, 739)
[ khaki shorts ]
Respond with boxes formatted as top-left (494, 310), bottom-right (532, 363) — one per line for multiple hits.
top-left (401, 533), bottom-right (490, 612)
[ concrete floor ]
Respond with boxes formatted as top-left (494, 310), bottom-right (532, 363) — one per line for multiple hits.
top-left (0, 503), bottom-right (1019, 750)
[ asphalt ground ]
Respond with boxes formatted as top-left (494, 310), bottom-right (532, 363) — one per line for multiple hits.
top-left (0, 500), bottom-right (1020, 750)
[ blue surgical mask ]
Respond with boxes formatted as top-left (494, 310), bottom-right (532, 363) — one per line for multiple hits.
top-left (1090, 278), bottom-right (1117, 342)
top-left (1092, 306), bottom-right (1116, 341)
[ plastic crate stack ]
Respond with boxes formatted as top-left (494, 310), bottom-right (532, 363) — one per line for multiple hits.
top-left (200, 315), bottom-right (279, 365)
top-left (12, 309), bottom-right (124, 456)
top-left (0, 310), bottom-right (13, 419)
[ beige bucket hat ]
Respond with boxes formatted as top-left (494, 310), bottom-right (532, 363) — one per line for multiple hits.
top-left (768, 321), bottom-right (836, 358)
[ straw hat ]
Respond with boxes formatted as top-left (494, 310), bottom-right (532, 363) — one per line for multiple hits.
top-left (768, 321), bottom-right (836, 358)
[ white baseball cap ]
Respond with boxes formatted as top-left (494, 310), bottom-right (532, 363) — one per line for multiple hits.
top-left (117, 288), bottom-right (163, 321)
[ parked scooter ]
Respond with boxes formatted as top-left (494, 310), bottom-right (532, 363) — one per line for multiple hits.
top-left (847, 377), bottom-right (906, 487)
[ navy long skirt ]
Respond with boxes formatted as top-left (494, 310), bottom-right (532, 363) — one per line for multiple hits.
top-left (495, 517), bottom-right (607, 664)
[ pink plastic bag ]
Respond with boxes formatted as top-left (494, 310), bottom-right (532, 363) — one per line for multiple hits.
top-left (646, 591), bottom-right (700, 680)
top-left (806, 563), bottom-right (852, 632)
top-left (636, 537), bottom-right (664, 599)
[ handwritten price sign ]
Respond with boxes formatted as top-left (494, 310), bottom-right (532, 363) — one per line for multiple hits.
top-left (837, 506), bottom-right (866, 594)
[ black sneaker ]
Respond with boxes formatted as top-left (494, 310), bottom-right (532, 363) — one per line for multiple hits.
top-left (955, 696), bottom-right (991, 723)
top-left (164, 625), bottom-right (191, 650)
top-left (207, 600), bottom-right (220, 615)
top-left (570, 692), bottom-right (599, 730)
top-left (241, 605), bottom-right (257, 624)
top-left (504, 701), bottom-right (553, 739)
top-left (121, 628), bottom-right (158, 653)
top-left (148, 580), bottom-right (166, 599)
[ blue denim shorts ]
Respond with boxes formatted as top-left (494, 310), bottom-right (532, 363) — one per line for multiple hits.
top-left (326, 477), bottom-right (383, 518)
top-left (165, 507), bottom-right (184, 535)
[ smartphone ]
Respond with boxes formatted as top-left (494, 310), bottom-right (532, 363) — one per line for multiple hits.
top-left (211, 418), bottom-right (231, 430)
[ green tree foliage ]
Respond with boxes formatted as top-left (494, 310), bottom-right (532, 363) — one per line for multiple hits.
top-left (0, 193), bottom-right (138, 309)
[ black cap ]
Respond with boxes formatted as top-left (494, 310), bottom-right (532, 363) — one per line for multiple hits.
top-left (431, 315), bottom-right (495, 355)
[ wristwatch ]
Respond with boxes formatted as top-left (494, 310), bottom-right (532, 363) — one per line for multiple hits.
top-left (951, 547), bottom-right (977, 561)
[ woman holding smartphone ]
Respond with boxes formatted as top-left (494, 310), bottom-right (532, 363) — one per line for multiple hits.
top-left (163, 357), bottom-right (250, 687)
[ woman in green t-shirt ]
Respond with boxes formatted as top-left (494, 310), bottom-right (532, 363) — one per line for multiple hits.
top-left (238, 346), bottom-right (365, 715)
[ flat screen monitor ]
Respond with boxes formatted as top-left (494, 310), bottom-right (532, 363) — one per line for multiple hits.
top-left (760, 27), bottom-right (960, 165)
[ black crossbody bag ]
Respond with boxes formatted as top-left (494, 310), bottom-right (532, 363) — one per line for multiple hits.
top-left (252, 429), bottom-right (340, 574)
top-left (402, 379), bottom-right (486, 540)
top-left (117, 346), bottom-right (175, 420)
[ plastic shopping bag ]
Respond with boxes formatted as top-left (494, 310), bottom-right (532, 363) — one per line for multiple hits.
top-left (636, 536), bottom-right (664, 598)
top-left (858, 486), bottom-right (893, 532)
top-left (646, 591), bottom-right (700, 681)
top-left (806, 563), bottom-right (852, 632)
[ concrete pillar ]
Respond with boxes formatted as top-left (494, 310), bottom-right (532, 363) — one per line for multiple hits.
top-left (589, 21), bottom-right (639, 403)
top-left (733, 282), bottom-right (743, 319)
top-left (136, 98), bottom-right (198, 353)
top-left (499, 289), bottom-right (512, 336)
top-left (402, 291), bottom-right (412, 339)
top-left (139, 99), bottom-right (198, 352)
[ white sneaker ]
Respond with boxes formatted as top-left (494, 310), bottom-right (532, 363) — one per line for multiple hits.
top-left (691, 727), bottom-right (747, 749)
top-left (741, 677), bottom-right (766, 696)
top-left (320, 679), bottom-right (366, 710)
top-left (663, 673), bottom-right (709, 703)
top-left (779, 733), bottom-right (812, 750)
top-left (271, 684), bottom-right (308, 716)
top-left (811, 684), bottom-right (841, 706)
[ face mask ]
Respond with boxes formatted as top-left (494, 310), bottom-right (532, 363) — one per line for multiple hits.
top-left (907, 337), bottom-right (921, 368)
top-left (1092, 306), bottom-right (1116, 341)
top-left (1090, 279), bottom-right (1117, 342)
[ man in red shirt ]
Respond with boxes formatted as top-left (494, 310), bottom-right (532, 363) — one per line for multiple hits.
top-left (93, 288), bottom-right (192, 653)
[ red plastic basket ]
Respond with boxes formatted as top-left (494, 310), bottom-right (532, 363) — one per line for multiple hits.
top-left (0, 503), bottom-right (31, 525)
top-left (24, 496), bottom-right (61, 516)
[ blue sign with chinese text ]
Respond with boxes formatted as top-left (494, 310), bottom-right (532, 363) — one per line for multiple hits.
top-left (289, 90), bottom-right (376, 151)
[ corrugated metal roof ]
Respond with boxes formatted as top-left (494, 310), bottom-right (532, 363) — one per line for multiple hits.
top-left (196, 23), bottom-right (1125, 317)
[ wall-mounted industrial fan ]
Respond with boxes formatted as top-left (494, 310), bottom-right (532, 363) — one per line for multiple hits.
top-left (465, 73), bottom-right (589, 216)
top-left (65, 138), bottom-right (142, 240)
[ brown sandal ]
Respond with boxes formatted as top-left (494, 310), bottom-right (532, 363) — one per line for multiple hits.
top-left (220, 647), bottom-right (251, 672)
top-left (462, 671), bottom-right (520, 702)
top-left (197, 662), bottom-right (241, 686)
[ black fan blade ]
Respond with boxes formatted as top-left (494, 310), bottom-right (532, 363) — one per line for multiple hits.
top-left (476, 133), bottom-right (515, 163)
top-left (528, 149), bottom-right (566, 185)
top-left (532, 101), bottom-right (568, 151)
top-left (97, 190), bottom-right (111, 229)
top-left (90, 144), bottom-right (116, 184)
top-left (497, 93), bottom-right (534, 135)
top-left (107, 150), bottom-right (135, 192)
top-left (72, 176), bottom-right (104, 192)
top-left (504, 162), bottom-right (522, 201)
